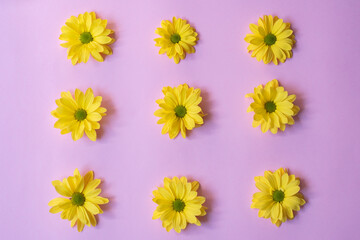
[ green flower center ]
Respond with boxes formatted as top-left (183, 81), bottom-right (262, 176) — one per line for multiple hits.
top-left (264, 101), bottom-right (276, 113)
top-left (74, 109), bottom-right (87, 121)
top-left (79, 32), bottom-right (93, 44)
top-left (173, 199), bottom-right (185, 212)
top-left (170, 33), bottom-right (181, 43)
top-left (174, 105), bottom-right (187, 118)
top-left (273, 190), bottom-right (285, 202)
top-left (71, 192), bottom-right (85, 206)
top-left (264, 33), bottom-right (277, 46)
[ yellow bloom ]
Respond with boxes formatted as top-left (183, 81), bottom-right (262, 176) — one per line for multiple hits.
top-left (155, 17), bottom-right (198, 64)
top-left (154, 84), bottom-right (204, 139)
top-left (251, 168), bottom-right (306, 227)
top-left (51, 88), bottom-right (107, 141)
top-left (48, 169), bottom-right (109, 232)
top-left (59, 12), bottom-right (115, 65)
top-left (244, 15), bottom-right (295, 65)
top-left (246, 79), bottom-right (299, 134)
top-left (152, 177), bottom-right (207, 233)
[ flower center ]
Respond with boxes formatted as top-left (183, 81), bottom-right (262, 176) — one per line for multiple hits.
top-left (79, 32), bottom-right (93, 44)
top-left (173, 199), bottom-right (185, 212)
top-left (170, 33), bottom-right (181, 43)
top-left (272, 190), bottom-right (285, 202)
top-left (174, 105), bottom-right (187, 118)
top-left (264, 101), bottom-right (276, 113)
top-left (264, 33), bottom-right (277, 46)
top-left (71, 192), bottom-right (85, 206)
top-left (74, 109), bottom-right (87, 121)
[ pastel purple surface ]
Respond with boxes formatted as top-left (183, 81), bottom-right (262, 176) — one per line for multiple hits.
top-left (1, 0), bottom-right (359, 239)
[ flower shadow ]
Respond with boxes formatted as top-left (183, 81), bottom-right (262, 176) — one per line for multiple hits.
top-left (95, 90), bottom-right (116, 140)
top-left (186, 176), bottom-right (214, 227)
top-left (185, 88), bottom-right (215, 139)
top-left (288, 169), bottom-right (308, 221)
top-left (97, 13), bottom-right (120, 62)
top-left (273, 80), bottom-right (305, 135)
top-left (94, 179), bottom-right (117, 225)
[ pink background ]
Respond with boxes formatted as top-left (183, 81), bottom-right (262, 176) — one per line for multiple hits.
top-left (1, 0), bottom-right (359, 239)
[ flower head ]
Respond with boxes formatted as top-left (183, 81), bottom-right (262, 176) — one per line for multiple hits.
top-left (152, 177), bottom-right (207, 233)
top-left (246, 79), bottom-right (299, 134)
top-left (48, 169), bottom-right (109, 232)
top-left (154, 84), bottom-right (205, 139)
top-left (251, 168), bottom-right (306, 227)
top-left (155, 17), bottom-right (198, 64)
top-left (59, 12), bottom-right (115, 65)
top-left (244, 15), bottom-right (295, 65)
top-left (51, 88), bottom-right (107, 141)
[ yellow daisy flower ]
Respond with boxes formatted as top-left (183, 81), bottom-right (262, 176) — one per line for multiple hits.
top-left (152, 177), bottom-right (207, 233)
top-left (51, 88), bottom-right (107, 141)
top-left (246, 79), bottom-right (299, 134)
top-left (155, 17), bottom-right (198, 64)
top-left (59, 12), bottom-right (115, 65)
top-left (244, 15), bottom-right (295, 65)
top-left (251, 168), bottom-right (306, 227)
top-left (154, 84), bottom-right (205, 139)
top-left (48, 169), bottom-right (109, 232)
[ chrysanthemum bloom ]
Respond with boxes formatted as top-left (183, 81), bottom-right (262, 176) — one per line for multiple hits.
top-left (244, 15), bottom-right (295, 65)
top-left (152, 177), bottom-right (207, 233)
top-left (246, 79), bottom-right (299, 134)
top-left (154, 17), bottom-right (198, 64)
top-left (154, 84), bottom-right (205, 139)
top-left (51, 88), bottom-right (107, 141)
top-left (48, 169), bottom-right (109, 232)
top-left (251, 168), bottom-right (306, 227)
top-left (59, 12), bottom-right (115, 65)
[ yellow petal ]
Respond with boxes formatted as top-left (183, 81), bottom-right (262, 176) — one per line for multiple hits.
top-left (83, 179), bottom-right (101, 194)
top-left (85, 129), bottom-right (97, 141)
top-left (94, 36), bottom-right (112, 44)
top-left (87, 112), bottom-right (102, 121)
top-left (48, 198), bottom-right (70, 207)
top-left (55, 184), bottom-right (72, 197)
top-left (87, 196), bottom-right (109, 205)
top-left (77, 220), bottom-right (85, 232)
top-left (285, 186), bottom-right (300, 197)
top-left (83, 201), bottom-right (100, 214)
